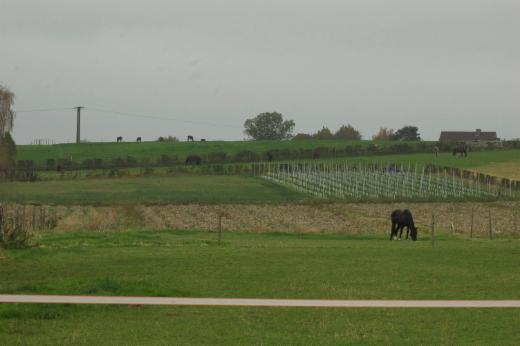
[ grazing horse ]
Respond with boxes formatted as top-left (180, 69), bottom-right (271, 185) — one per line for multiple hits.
top-left (185, 155), bottom-right (201, 165)
top-left (187, 135), bottom-right (194, 142)
top-left (390, 209), bottom-right (418, 241)
top-left (117, 136), bottom-right (123, 143)
top-left (136, 137), bottom-right (142, 143)
top-left (452, 143), bottom-right (468, 157)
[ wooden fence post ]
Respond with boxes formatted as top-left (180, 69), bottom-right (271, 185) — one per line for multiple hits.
top-left (218, 214), bottom-right (223, 245)
top-left (488, 210), bottom-right (493, 240)
top-left (431, 213), bottom-right (435, 248)
top-left (470, 207), bottom-right (474, 238)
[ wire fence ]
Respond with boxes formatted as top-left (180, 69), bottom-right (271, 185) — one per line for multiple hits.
top-left (254, 161), bottom-right (519, 200)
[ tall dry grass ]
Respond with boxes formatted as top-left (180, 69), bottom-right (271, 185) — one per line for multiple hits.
top-left (5, 202), bottom-right (517, 237)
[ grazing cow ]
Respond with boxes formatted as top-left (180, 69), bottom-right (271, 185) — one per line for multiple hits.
top-left (267, 152), bottom-right (273, 161)
top-left (313, 151), bottom-right (320, 159)
top-left (185, 155), bottom-right (202, 165)
top-left (433, 146), bottom-right (439, 157)
top-left (390, 209), bottom-right (418, 241)
top-left (452, 143), bottom-right (468, 157)
top-left (187, 135), bottom-right (194, 142)
top-left (117, 136), bottom-right (123, 143)
top-left (201, 139), bottom-right (206, 142)
top-left (136, 137), bottom-right (142, 143)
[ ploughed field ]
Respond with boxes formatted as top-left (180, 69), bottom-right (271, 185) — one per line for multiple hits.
top-left (1, 231), bottom-right (520, 344)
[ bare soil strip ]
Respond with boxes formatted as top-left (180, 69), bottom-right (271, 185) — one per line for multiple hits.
top-left (1, 295), bottom-right (520, 308)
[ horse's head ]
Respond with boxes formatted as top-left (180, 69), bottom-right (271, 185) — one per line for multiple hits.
top-left (410, 227), bottom-right (418, 241)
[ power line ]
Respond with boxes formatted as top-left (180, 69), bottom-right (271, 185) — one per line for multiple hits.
top-left (86, 107), bottom-right (242, 129)
top-left (16, 107), bottom-right (74, 113)
top-left (15, 105), bottom-right (243, 129)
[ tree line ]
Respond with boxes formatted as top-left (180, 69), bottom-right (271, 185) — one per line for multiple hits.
top-left (243, 112), bottom-right (421, 141)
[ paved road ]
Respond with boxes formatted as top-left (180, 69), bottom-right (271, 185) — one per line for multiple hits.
top-left (1, 295), bottom-right (520, 308)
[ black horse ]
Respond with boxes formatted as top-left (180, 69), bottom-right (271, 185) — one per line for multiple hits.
top-left (185, 155), bottom-right (201, 165)
top-left (187, 135), bottom-right (194, 142)
top-left (390, 209), bottom-right (418, 241)
top-left (117, 136), bottom-right (123, 143)
top-left (452, 143), bottom-right (468, 157)
top-left (136, 137), bottom-right (142, 143)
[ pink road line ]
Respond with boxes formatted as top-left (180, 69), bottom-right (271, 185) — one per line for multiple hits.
top-left (1, 295), bottom-right (520, 308)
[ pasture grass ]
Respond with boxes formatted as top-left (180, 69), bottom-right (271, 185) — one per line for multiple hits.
top-left (1, 304), bottom-right (519, 345)
top-left (0, 175), bottom-right (305, 205)
top-left (1, 230), bottom-right (520, 344)
top-left (1, 230), bottom-right (519, 300)
top-left (16, 139), bottom-right (402, 164)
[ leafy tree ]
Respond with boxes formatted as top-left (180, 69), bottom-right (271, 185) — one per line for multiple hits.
top-left (372, 127), bottom-right (395, 140)
top-left (243, 112), bottom-right (295, 140)
top-left (0, 86), bottom-right (16, 174)
top-left (0, 86), bottom-right (15, 135)
top-left (314, 127), bottom-right (334, 140)
top-left (392, 126), bottom-right (421, 141)
top-left (334, 125), bottom-right (362, 140)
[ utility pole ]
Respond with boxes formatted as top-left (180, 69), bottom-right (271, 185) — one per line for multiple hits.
top-left (75, 106), bottom-right (83, 144)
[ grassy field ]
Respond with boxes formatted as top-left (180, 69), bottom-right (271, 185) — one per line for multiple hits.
top-left (1, 305), bottom-right (519, 345)
top-left (0, 175), bottom-right (304, 205)
top-left (2, 231), bottom-right (519, 299)
top-left (1, 231), bottom-right (520, 344)
top-left (16, 139), bottom-right (408, 164)
top-left (320, 149), bottom-right (520, 172)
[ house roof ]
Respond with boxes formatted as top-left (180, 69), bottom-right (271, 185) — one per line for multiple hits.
top-left (439, 130), bottom-right (498, 142)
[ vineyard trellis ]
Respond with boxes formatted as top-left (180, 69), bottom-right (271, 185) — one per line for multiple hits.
top-left (253, 161), bottom-right (519, 200)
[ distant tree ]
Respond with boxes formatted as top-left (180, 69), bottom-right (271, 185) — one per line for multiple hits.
top-left (0, 86), bottom-right (16, 174)
top-left (334, 125), bottom-right (362, 140)
top-left (244, 112), bottom-right (295, 140)
top-left (292, 133), bottom-right (313, 140)
top-left (372, 127), bottom-right (395, 140)
top-left (314, 127), bottom-right (334, 140)
top-left (392, 126), bottom-right (421, 141)
top-left (0, 85), bottom-right (15, 136)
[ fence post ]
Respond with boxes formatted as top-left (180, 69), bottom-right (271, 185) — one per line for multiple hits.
top-left (431, 213), bottom-right (435, 248)
top-left (218, 214), bottom-right (223, 245)
top-left (470, 207), bottom-right (474, 238)
top-left (488, 210), bottom-right (493, 240)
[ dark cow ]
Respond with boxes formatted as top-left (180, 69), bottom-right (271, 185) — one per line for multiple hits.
top-left (185, 155), bottom-right (202, 165)
top-left (267, 152), bottom-right (273, 161)
top-left (117, 136), bottom-right (123, 143)
top-left (136, 137), bottom-right (142, 143)
top-left (390, 209), bottom-right (418, 241)
top-left (313, 151), bottom-right (320, 159)
top-left (452, 143), bottom-right (468, 157)
top-left (187, 135), bottom-right (194, 142)
top-left (201, 139), bottom-right (206, 142)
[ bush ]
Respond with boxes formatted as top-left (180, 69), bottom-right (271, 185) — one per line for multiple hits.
top-left (0, 205), bottom-right (32, 249)
top-left (235, 150), bottom-right (258, 162)
top-left (46, 159), bottom-right (56, 171)
top-left (207, 152), bottom-right (227, 163)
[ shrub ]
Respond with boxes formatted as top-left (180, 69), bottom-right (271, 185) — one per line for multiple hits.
top-left (46, 159), bottom-right (56, 171)
top-left (207, 152), bottom-right (227, 163)
top-left (0, 205), bottom-right (32, 249)
top-left (235, 150), bottom-right (257, 162)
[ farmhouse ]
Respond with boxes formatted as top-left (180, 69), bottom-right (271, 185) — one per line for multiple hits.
top-left (439, 129), bottom-right (499, 144)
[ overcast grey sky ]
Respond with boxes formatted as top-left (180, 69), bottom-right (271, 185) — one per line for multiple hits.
top-left (1, 0), bottom-right (519, 143)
